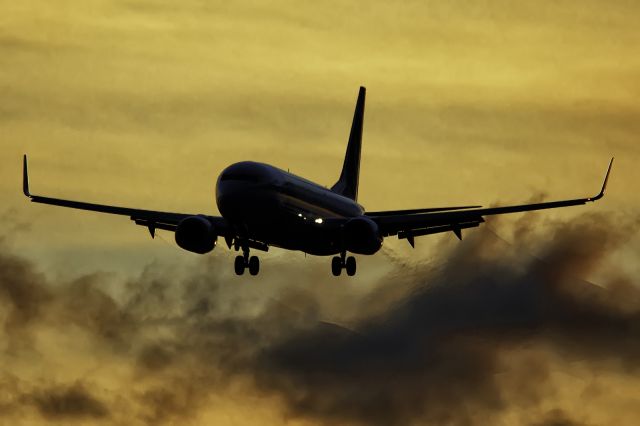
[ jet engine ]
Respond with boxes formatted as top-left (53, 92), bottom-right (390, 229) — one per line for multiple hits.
top-left (343, 216), bottom-right (383, 255)
top-left (175, 215), bottom-right (217, 254)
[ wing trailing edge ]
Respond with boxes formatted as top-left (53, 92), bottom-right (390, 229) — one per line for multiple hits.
top-left (22, 154), bottom-right (231, 236)
top-left (368, 157), bottom-right (614, 243)
top-left (365, 205), bottom-right (481, 216)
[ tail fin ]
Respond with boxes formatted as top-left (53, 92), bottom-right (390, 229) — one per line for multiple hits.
top-left (331, 86), bottom-right (365, 201)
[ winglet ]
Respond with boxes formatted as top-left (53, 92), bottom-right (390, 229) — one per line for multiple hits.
top-left (23, 154), bottom-right (31, 197)
top-left (589, 157), bottom-right (613, 201)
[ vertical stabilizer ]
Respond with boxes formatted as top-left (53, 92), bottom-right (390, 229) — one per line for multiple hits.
top-left (331, 86), bottom-right (365, 201)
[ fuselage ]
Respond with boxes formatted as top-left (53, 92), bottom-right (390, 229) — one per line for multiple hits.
top-left (216, 161), bottom-right (365, 255)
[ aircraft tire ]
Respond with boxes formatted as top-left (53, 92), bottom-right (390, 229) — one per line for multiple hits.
top-left (345, 256), bottom-right (356, 276)
top-left (234, 255), bottom-right (245, 275)
top-left (248, 256), bottom-right (260, 275)
top-left (331, 256), bottom-right (342, 276)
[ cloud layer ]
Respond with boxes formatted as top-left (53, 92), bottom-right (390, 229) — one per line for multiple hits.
top-left (2, 212), bottom-right (639, 425)
top-left (2, 0), bottom-right (638, 270)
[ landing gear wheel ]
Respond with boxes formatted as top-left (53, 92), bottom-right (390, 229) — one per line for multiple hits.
top-left (248, 256), bottom-right (260, 276)
top-left (345, 256), bottom-right (356, 276)
top-left (331, 256), bottom-right (342, 276)
top-left (234, 255), bottom-right (245, 275)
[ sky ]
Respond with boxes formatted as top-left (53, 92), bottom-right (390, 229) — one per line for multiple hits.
top-left (1, 1), bottom-right (640, 425)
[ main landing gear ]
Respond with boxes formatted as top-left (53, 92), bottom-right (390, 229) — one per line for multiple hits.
top-left (234, 249), bottom-right (260, 276)
top-left (331, 252), bottom-right (356, 276)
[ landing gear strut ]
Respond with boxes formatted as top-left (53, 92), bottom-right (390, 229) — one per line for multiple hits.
top-left (331, 252), bottom-right (356, 276)
top-left (234, 245), bottom-right (260, 276)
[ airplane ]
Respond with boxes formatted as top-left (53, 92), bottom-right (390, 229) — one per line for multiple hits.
top-left (23, 87), bottom-right (613, 276)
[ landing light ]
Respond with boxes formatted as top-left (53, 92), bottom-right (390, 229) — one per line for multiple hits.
top-left (315, 218), bottom-right (323, 224)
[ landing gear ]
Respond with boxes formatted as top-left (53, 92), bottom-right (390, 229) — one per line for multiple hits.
top-left (331, 252), bottom-right (356, 276)
top-left (331, 256), bottom-right (342, 276)
top-left (234, 248), bottom-right (260, 276)
top-left (248, 255), bottom-right (260, 276)
top-left (345, 256), bottom-right (356, 276)
top-left (234, 255), bottom-right (246, 275)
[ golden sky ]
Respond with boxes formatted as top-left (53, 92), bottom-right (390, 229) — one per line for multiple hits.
top-left (1, 1), bottom-right (640, 425)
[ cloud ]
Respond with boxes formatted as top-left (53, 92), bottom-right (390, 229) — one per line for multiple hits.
top-left (243, 213), bottom-right (640, 425)
top-left (1, 212), bottom-right (639, 425)
top-left (26, 382), bottom-right (110, 420)
top-left (0, 244), bottom-right (51, 344)
top-left (529, 409), bottom-right (591, 426)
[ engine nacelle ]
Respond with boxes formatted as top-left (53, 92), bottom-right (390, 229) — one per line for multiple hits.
top-left (175, 215), bottom-right (217, 254)
top-left (343, 216), bottom-right (383, 255)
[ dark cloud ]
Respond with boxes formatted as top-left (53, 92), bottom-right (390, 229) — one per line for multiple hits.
top-left (0, 213), bottom-right (639, 424)
top-left (247, 213), bottom-right (640, 425)
top-left (0, 246), bottom-right (51, 344)
top-left (58, 273), bottom-right (137, 349)
top-left (135, 382), bottom-right (205, 424)
top-left (26, 383), bottom-right (109, 420)
top-left (530, 409), bottom-right (590, 426)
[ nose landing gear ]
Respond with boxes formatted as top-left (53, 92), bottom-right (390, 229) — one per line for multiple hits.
top-left (331, 252), bottom-right (356, 276)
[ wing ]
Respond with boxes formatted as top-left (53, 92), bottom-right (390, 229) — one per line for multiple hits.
top-left (22, 155), bottom-right (232, 238)
top-left (367, 158), bottom-right (613, 247)
top-left (365, 205), bottom-right (482, 216)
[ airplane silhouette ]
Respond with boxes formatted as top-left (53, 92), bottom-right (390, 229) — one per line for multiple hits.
top-left (23, 87), bottom-right (613, 276)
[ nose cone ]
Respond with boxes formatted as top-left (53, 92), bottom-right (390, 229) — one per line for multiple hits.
top-left (217, 161), bottom-right (274, 185)
top-left (216, 162), bottom-right (276, 215)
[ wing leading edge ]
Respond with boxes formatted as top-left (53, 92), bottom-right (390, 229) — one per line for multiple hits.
top-left (367, 158), bottom-right (614, 246)
top-left (22, 155), bottom-right (230, 238)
